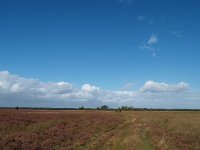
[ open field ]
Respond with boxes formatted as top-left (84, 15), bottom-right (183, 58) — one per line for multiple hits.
top-left (0, 110), bottom-right (200, 150)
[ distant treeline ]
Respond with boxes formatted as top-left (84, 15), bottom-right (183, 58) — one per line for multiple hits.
top-left (0, 106), bottom-right (200, 111)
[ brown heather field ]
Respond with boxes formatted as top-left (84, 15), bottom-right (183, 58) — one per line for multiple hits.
top-left (0, 110), bottom-right (200, 150)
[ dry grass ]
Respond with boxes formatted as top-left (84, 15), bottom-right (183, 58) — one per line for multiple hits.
top-left (133, 111), bottom-right (200, 150)
top-left (0, 110), bottom-right (200, 150)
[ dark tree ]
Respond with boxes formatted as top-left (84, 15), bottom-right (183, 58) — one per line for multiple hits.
top-left (101, 105), bottom-right (109, 110)
top-left (79, 106), bottom-right (84, 110)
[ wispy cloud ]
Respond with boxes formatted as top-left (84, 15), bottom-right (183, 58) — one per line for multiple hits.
top-left (138, 16), bottom-right (166, 25)
top-left (121, 83), bottom-right (134, 91)
top-left (138, 15), bottom-right (146, 21)
top-left (171, 30), bottom-right (184, 38)
top-left (0, 71), bottom-right (199, 108)
top-left (138, 16), bottom-right (155, 24)
top-left (148, 34), bottom-right (158, 45)
top-left (141, 34), bottom-right (159, 57)
top-left (149, 19), bottom-right (155, 24)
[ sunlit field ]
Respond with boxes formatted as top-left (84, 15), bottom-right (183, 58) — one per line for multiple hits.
top-left (0, 109), bottom-right (200, 150)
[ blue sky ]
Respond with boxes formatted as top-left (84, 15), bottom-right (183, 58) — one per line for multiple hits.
top-left (0, 0), bottom-right (200, 108)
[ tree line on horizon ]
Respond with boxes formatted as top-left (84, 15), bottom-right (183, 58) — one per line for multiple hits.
top-left (0, 106), bottom-right (199, 111)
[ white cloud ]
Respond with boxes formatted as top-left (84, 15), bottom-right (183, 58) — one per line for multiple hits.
top-left (148, 34), bottom-right (158, 45)
top-left (141, 42), bottom-right (157, 51)
top-left (0, 71), bottom-right (73, 97)
top-left (0, 71), bottom-right (39, 94)
top-left (140, 80), bottom-right (189, 93)
top-left (141, 34), bottom-right (159, 57)
top-left (45, 82), bottom-right (73, 94)
top-left (81, 84), bottom-right (100, 92)
top-left (0, 71), bottom-right (199, 109)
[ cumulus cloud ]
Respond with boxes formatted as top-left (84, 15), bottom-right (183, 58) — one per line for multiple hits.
top-left (81, 84), bottom-right (100, 92)
top-left (0, 71), bottom-right (39, 94)
top-left (0, 71), bottom-right (199, 108)
top-left (0, 71), bottom-right (73, 96)
top-left (140, 80), bottom-right (189, 93)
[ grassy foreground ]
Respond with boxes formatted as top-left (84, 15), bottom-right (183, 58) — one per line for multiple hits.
top-left (0, 110), bottom-right (200, 150)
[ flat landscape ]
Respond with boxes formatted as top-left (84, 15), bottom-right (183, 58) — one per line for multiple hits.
top-left (1, 0), bottom-right (200, 149)
top-left (0, 109), bottom-right (200, 150)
